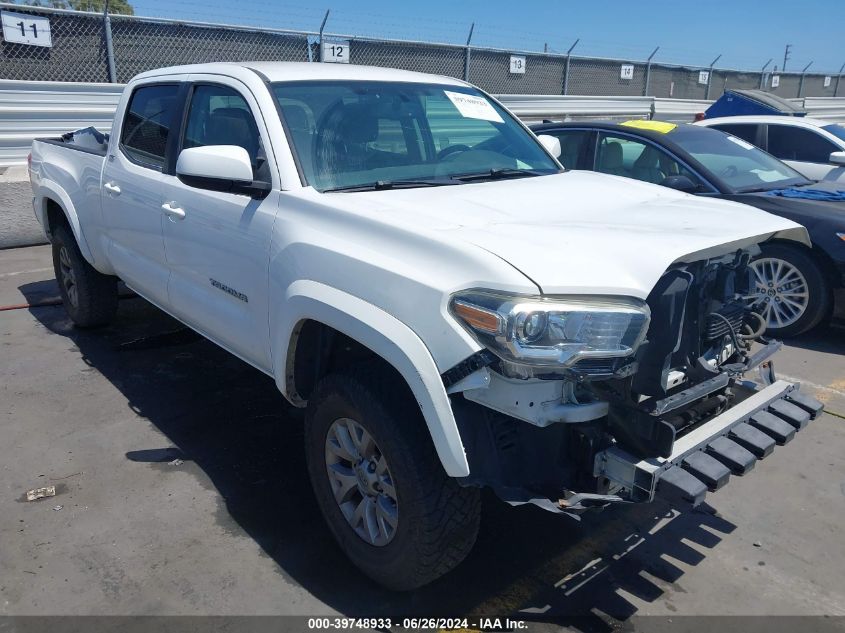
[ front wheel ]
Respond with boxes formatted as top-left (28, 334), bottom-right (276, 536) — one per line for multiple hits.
top-left (305, 365), bottom-right (481, 591)
top-left (747, 244), bottom-right (830, 337)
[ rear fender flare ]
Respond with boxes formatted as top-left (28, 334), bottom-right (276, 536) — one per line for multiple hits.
top-left (36, 180), bottom-right (94, 263)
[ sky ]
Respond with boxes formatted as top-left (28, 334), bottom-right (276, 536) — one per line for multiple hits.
top-left (128, 0), bottom-right (844, 73)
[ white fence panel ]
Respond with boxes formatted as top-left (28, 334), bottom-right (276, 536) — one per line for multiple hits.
top-left (0, 79), bottom-right (123, 166)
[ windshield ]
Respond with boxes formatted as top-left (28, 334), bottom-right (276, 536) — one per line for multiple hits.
top-left (271, 81), bottom-right (560, 192)
top-left (823, 124), bottom-right (845, 142)
top-left (671, 127), bottom-right (811, 192)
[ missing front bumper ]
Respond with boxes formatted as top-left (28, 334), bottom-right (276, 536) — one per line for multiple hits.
top-left (594, 379), bottom-right (824, 507)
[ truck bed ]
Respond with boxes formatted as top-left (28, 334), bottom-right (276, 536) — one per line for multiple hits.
top-left (30, 128), bottom-right (108, 251)
top-left (35, 127), bottom-right (109, 157)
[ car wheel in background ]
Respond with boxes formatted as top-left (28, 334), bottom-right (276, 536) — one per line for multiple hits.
top-left (747, 243), bottom-right (830, 338)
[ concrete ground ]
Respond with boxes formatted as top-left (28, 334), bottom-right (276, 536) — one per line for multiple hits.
top-left (0, 167), bottom-right (45, 250)
top-left (1, 245), bottom-right (844, 629)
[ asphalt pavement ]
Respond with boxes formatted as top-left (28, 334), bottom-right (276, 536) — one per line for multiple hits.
top-left (1, 245), bottom-right (844, 630)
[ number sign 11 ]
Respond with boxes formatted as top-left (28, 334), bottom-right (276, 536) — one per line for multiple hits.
top-left (1, 11), bottom-right (52, 47)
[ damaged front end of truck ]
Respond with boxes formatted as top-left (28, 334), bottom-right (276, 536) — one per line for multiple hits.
top-left (445, 245), bottom-right (824, 515)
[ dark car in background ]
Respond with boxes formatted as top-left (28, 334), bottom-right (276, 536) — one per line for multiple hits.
top-left (530, 120), bottom-right (845, 337)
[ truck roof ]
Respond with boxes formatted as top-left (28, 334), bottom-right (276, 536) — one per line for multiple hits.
top-left (132, 61), bottom-right (471, 87)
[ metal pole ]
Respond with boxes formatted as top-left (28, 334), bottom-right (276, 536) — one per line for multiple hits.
top-left (102, 0), bottom-right (117, 83)
top-left (798, 61), bottom-right (812, 98)
top-left (705, 54), bottom-right (721, 100)
top-left (318, 10), bottom-right (330, 62)
top-left (644, 46), bottom-right (659, 96)
top-left (562, 38), bottom-right (579, 95)
top-left (463, 23), bottom-right (474, 82)
top-left (759, 58), bottom-right (772, 89)
top-left (836, 62), bottom-right (845, 98)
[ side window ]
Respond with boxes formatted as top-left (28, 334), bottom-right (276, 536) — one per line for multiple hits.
top-left (711, 123), bottom-right (759, 146)
top-left (545, 130), bottom-right (591, 169)
top-left (767, 125), bottom-right (838, 163)
top-left (596, 132), bottom-right (700, 186)
top-left (120, 84), bottom-right (180, 170)
top-left (182, 84), bottom-right (262, 170)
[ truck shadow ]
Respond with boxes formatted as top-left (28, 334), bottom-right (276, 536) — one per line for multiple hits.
top-left (780, 321), bottom-right (845, 355)
top-left (21, 281), bottom-right (736, 627)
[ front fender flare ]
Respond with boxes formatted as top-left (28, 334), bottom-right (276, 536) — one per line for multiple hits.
top-left (272, 280), bottom-right (470, 478)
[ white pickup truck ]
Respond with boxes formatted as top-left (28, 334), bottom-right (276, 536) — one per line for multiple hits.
top-left (30, 62), bottom-right (823, 590)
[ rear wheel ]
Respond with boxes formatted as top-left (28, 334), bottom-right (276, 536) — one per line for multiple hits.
top-left (747, 243), bottom-right (830, 337)
top-left (305, 364), bottom-right (481, 590)
top-left (51, 224), bottom-right (118, 327)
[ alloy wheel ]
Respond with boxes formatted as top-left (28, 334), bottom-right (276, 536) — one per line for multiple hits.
top-left (746, 257), bottom-right (809, 330)
top-left (58, 246), bottom-right (79, 309)
top-left (324, 417), bottom-right (399, 546)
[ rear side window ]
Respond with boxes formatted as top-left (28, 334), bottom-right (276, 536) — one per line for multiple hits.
top-left (543, 129), bottom-right (592, 169)
top-left (120, 84), bottom-right (180, 170)
top-left (711, 123), bottom-right (759, 146)
top-left (767, 125), bottom-right (839, 163)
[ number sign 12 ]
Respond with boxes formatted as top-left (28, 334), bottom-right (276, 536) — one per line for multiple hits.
top-left (1, 10), bottom-right (52, 47)
top-left (321, 40), bottom-right (350, 64)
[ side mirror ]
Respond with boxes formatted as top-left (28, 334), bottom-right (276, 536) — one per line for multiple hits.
top-left (176, 145), bottom-right (270, 198)
top-left (829, 151), bottom-right (845, 166)
top-left (536, 134), bottom-right (562, 159)
top-left (660, 174), bottom-right (699, 193)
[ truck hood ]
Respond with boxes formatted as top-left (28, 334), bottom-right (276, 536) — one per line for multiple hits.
top-left (319, 171), bottom-right (808, 298)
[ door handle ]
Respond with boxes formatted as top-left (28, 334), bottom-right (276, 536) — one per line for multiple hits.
top-left (103, 182), bottom-right (121, 195)
top-left (161, 202), bottom-right (186, 220)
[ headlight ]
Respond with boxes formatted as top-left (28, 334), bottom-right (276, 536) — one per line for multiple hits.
top-left (451, 290), bottom-right (650, 368)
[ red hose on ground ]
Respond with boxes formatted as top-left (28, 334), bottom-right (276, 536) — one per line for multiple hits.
top-left (0, 298), bottom-right (64, 311)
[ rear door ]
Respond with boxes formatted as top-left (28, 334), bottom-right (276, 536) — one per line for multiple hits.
top-left (765, 123), bottom-right (839, 181)
top-left (708, 122), bottom-right (763, 148)
top-left (159, 76), bottom-right (278, 372)
top-left (102, 82), bottom-right (181, 307)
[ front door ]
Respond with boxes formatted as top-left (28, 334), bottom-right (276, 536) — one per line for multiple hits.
top-left (102, 82), bottom-right (181, 307)
top-left (160, 78), bottom-right (278, 371)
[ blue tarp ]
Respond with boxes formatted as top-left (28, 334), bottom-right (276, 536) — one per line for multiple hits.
top-left (766, 188), bottom-right (845, 201)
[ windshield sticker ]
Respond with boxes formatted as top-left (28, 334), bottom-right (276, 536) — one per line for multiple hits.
top-left (620, 120), bottom-right (676, 134)
top-left (727, 135), bottom-right (755, 150)
top-left (444, 90), bottom-right (503, 123)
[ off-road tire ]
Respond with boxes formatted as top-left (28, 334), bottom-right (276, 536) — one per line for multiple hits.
top-left (51, 224), bottom-right (118, 327)
top-left (305, 364), bottom-right (481, 590)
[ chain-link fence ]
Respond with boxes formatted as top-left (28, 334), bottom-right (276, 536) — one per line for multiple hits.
top-left (1, 2), bottom-right (842, 99)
